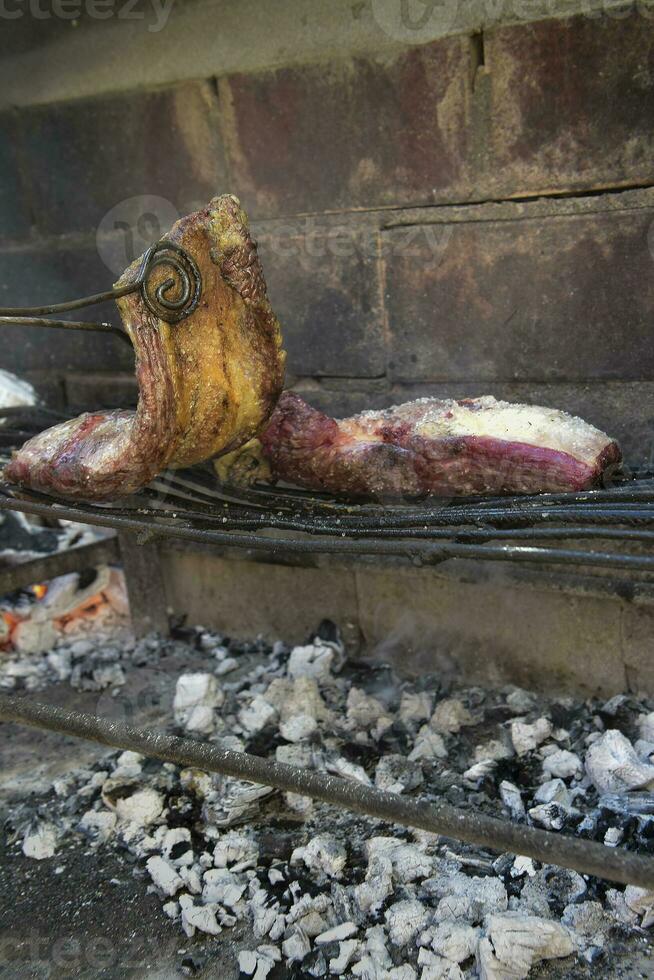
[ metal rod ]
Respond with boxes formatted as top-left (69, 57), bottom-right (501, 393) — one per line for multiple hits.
top-left (0, 281), bottom-right (137, 317)
top-left (2, 492), bottom-right (654, 573)
top-left (0, 317), bottom-right (130, 343)
top-left (0, 694), bottom-right (652, 888)
top-left (0, 239), bottom-right (200, 335)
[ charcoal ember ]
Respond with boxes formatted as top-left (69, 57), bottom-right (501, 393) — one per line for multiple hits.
top-left (78, 809), bottom-right (117, 844)
top-left (354, 854), bottom-right (395, 915)
top-left (598, 694), bottom-right (636, 725)
top-left (346, 687), bottom-right (393, 738)
top-left (585, 730), bottom-right (654, 793)
top-left (430, 699), bottom-right (474, 735)
top-left (638, 712), bottom-right (654, 743)
top-left (238, 695), bottom-right (278, 735)
top-left (473, 738), bottom-right (514, 764)
top-left (315, 922), bottom-right (358, 947)
top-left (290, 834), bottom-right (347, 879)
top-left (238, 945), bottom-right (281, 978)
top-left (374, 754), bottom-right (424, 794)
top-left (329, 939), bottom-right (361, 974)
top-left (542, 749), bottom-right (583, 781)
top-left (281, 927), bottom-right (312, 966)
top-left (463, 760), bottom-right (497, 788)
top-left (519, 867), bottom-right (587, 918)
top-left (301, 949), bottom-right (327, 977)
top-left (624, 886), bottom-right (654, 928)
top-left (562, 900), bottom-right (613, 954)
top-left (510, 717), bottom-right (552, 756)
top-left (477, 913), bottom-right (574, 978)
top-left (511, 856), bottom-right (537, 880)
top-left (534, 778), bottom-right (575, 807)
top-left (288, 642), bottom-right (338, 681)
top-left (173, 672), bottom-right (224, 734)
top-left (205, 778), bottom-right (274, 828)
top-left (398, 691), bottom-right (433, 727)
top-left (421, 873), bottom-right (508, 924)
top-left (408, 726), bottom-right (448, 762)
top-left (22, 821), bottom-right (59, 860)
top-left (326, 755), bottom-right (372, 786)
top-left (102, 780), bottom-right (164, 830)
top-left (146, 855), bottom-right (184, 897)
top-left (499, 781), bottom-right (526, 820)
top-left (384, 899), bottom-right (430, 947)
top-left (6, 619), bottom-right (654, 979)
top-left (417, 949), bottom-right (463, 979)
top-left (528, 801), bottom-right (577, 832)
top-left (423, 920), bottom-right (478, 963)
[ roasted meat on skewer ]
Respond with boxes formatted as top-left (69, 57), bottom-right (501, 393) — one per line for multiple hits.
top-left (216, 392), bottom-right (621, 499)
top-left (4, 196), bottom-right (286, 501)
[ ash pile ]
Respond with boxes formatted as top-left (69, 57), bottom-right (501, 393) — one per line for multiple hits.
top-left (3, 622), bottom-right (654, 980)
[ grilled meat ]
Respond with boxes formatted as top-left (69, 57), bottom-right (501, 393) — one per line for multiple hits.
top-left (217, 392), bottom-right (621, 499)
top-left (4, 196), bottom-right (285, 500)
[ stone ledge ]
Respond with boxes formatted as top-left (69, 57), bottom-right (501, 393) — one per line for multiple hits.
top-left (159, 544), bottom-right (654, 697)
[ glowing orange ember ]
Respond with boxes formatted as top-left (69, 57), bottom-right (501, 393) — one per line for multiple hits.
top-left (32, 584), bottom-right (47, 600)
top-left (55, 591), bottom-right (108, 629)
top-left (2, 610), bottom-right (20, 632)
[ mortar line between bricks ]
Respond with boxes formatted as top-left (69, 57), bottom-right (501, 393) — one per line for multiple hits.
top-left (1, 185), bottom-right (653, 256)
top-left (248, 183), bottom-right (654, 227)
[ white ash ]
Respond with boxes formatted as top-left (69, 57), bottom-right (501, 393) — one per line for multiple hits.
top-left (430, 698), bottom-right (473, 734)
top-left (279, 712), bottom-right (318, 742)
top-left (173, 672), bottom-right (224, 734)
top-left (399, 690), bottom-right (433, 726)
top-left (288, 641), bottom-right (340, 681)
top-left (407, 726), bottom-right (447, 762)
top-left (499, 781), bottom-right (525, 820)
top-left (638, 711), bottom-right (654, 743)
top-left (22, 821), bottom-right (58, 860)
top-left (477, 913), bottom-right (574, 979)
top-left (6, 622), bottom-right (654, 978)
top-left (374, 753), bottom-right (424, 794)
top-left (291, 833), bottom-right (347, 879)
top-left (423, 920), bottom-right (479, 963)
top-left (585, 729), bottom-right (654, 793)
top-left (510, 717), bottom-right (553, 756)
top-left (542, 748), bottom-right (583, 780)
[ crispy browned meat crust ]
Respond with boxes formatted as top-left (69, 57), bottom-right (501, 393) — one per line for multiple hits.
top-left (4, 196), bottom-right (286, 500)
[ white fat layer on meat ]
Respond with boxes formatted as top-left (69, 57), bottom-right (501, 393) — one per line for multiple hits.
top-left (340, 396), bottom-right (613, 465)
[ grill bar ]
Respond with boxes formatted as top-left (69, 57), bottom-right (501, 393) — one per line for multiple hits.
top-left (0, 536), bottom-right (119, 596)
top-left (2, 491), bottom-right (654, 572)
top-left (1, 692), bottom-right (652, 889)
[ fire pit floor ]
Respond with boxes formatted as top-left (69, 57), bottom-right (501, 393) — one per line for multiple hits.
top-left (2, 621), bottom-right (654, 979)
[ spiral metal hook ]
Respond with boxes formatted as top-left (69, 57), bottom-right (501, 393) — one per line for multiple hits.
top-left (0, 240), bottom-right (203, 342)
top-left (138, 240), bottom-right (202, 324)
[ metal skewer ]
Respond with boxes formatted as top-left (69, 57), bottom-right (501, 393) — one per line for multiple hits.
top-left (0, 239), bottom-right (202, 341)
top-left (1, 693), bottom-right (653, 889)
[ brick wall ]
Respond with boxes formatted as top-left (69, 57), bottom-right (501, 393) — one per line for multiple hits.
top-left (2, 9), bottom-right (654, 468)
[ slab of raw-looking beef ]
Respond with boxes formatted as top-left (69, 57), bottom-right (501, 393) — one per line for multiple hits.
top-left (247, 392), bottom-right (621, 499)
top-left (4, 195), bottom-right (286, 501)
